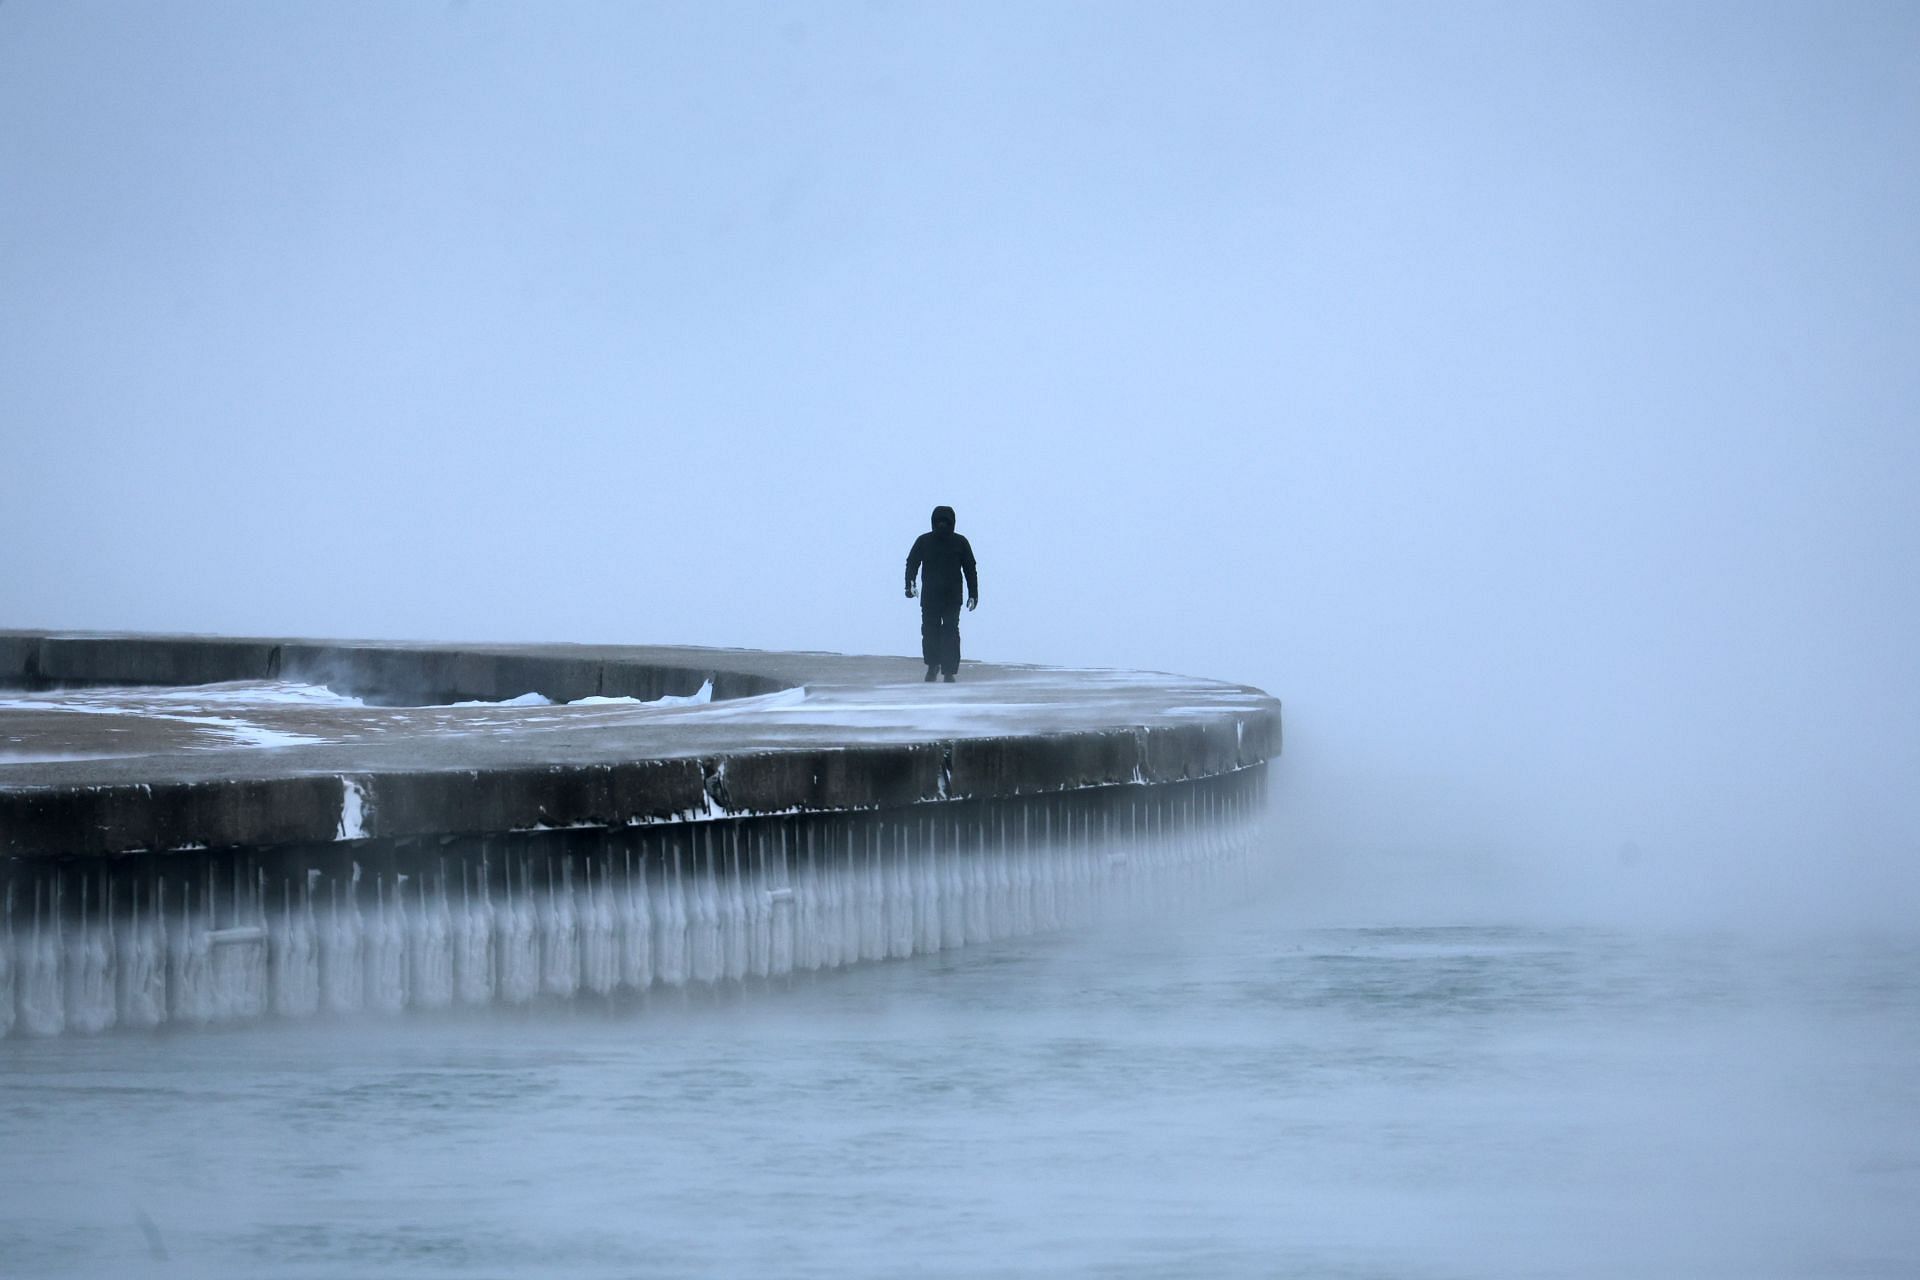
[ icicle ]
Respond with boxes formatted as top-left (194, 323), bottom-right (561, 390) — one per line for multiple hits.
top-left (321, 875), bottom-right (363, 1015)
top-left (66, 875), bottom-right (116, 1034)
top-left (497, 857), bottom-right (539, 1004)
top-left (941, 817), bottom-right (966, 951)
top-left (583, 857), bottom-right (618, 997)
top-left (811, 839), bottom-right (835, 973)
top-left (161, 880), bottom-right (197, 1025)
top-left (285, 872), bottom-right (321, 1019)
top-left (1082, 807), bottom-right (1101, 925)
top-left (0, 881), bottom-right (16, 1039)
top-left (887, 820), bottom-right (912, 959)
top-left (820, 828), bottom-right (843, 970)
top-left (846, 827), bottom-right (865, 965)
top-left (620, 847), bottom-right (653, 993)
top-left (745, 825), bottom-right (771, 980)
top-left (365, 875), bottom-right (406, 1014)
top-left (822, 829), bottom-right (840, 971)
top-left (655, 840), bottom-right (688, 987)
top-left (205, 861), bottom-right (266, 1022)
top-left (689, 838), bottom-right (720, 984)
top-left (861, 825), bottom-right (885, 962)
top-left (1008, 812), bottom-right (1031, 938)
top-left (453, 859), bottom-right (494, 1006)
top-left (722, 829), bottom-right (749, 982)
top-left (995, 813), bottom-right (1015, 939)
top-left (1037, 808), bottom-right (1060, 934)
top-left (120, 876), bottom-right (166, 1030)
top-left (409, 869), bottom-right (454, 1010)
top-left (911, 817), bottom-right (936, 956)
top-left (794, 827), bottom-right (819, 973)
top-left (22, 879), bottom-right (65, 1036)
top-left (540, 858), bottom-right (580, 1000)
top-left (769, 825), bottom-right (794, 977)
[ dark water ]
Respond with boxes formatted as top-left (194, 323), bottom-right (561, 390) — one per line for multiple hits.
top-left (4, 872), bottom-right (1917, 1279)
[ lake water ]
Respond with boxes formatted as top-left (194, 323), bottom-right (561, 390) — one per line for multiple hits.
top-left (3, 846), bottom-right (1917, 1279)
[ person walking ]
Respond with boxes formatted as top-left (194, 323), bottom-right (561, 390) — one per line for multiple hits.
top-left (904, 505), bottom-right (979, 682)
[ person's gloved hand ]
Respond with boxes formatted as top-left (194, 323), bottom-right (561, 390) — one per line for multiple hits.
top-left (967, 595), bottom-right (978, 612)
top-left (905, 583), bottom-right (916, 599)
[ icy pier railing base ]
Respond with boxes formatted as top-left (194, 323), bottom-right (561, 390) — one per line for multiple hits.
top-left (0, 770), bottom-right (1266, 1037)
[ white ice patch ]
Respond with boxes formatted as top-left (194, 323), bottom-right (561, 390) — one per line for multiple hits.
top-left (336, 779), bottom-right (368, 840)
top-left (690, 685), bottom-right (804, 714)
top-left (571, 680), bottom-right (721, 708)
top-left (457, 680), bottom-right (711, 709)
top-left (0, 681), bottom-right (343, 751)
top-left (0, 681), bottom-right (364, 714)
top-left (228, 683), bottom-right (366, 707)
top-left (630, 678), bottom-right (715, 707)
top-left (216, 719), bottom-right (329, 748)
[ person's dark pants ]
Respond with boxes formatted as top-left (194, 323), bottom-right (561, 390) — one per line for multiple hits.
top-left (921, 594), bottom-right (962, 676)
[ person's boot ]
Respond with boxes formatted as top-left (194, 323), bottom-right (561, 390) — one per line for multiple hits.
top-left (924, 666), bottom-right (937, 682)
top-left (942, 672), bottom-right (955, 682)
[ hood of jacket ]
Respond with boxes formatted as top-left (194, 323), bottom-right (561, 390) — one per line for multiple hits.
top-left (930, 505), bottom-right (956, 533)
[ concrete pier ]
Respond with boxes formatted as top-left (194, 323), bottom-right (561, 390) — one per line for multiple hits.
top-left (0, 632), bottom-right (1280, 1035)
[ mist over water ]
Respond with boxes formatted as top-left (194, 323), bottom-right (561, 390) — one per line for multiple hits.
top-left (3, 3), bottom-right (1919, 1273)
top-left (5, 859), bottom-right (1918, 1279)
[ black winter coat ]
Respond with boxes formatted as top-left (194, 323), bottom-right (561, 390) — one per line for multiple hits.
top-left (906, 530), bottom-right (978, 601)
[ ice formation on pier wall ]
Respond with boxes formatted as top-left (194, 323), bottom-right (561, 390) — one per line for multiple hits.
top-left (0, 772), bottom-right (1263, 1037)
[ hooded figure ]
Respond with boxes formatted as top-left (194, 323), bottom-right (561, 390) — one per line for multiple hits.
top-left (905, 505), bottom-right (979, 682)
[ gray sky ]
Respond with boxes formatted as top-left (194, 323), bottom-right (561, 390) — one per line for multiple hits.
top-left (4, 2), bottom-right (1916, 924)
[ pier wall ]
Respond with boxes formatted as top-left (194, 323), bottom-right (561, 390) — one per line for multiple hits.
top-left (0, 633), bottom-right (1281, 1035)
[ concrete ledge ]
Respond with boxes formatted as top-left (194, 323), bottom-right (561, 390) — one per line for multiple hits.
top-left (33, 634), bottom-right (282, 687)
top-left (0, 632), bottom-right (1281, 858)
top-left (0, 634), bottom-right (40, 683)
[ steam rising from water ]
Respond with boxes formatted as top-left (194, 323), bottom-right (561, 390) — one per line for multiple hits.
top-left (4, 871), bottom-right (1916, 1279)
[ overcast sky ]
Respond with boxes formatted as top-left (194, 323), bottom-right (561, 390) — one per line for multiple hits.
top-left (4, 2), bottom-right (1916, 925)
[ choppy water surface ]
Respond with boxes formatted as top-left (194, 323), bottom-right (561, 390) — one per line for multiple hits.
top-left (4, 870), bottom-right (1917, 1279)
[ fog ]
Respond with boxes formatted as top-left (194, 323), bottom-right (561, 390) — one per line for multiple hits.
top-left (3, 2), bottom-right (1916, 930)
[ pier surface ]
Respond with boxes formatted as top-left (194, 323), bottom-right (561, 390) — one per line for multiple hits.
top-left (0, 633), bottom-right (1281, 857)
